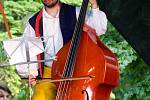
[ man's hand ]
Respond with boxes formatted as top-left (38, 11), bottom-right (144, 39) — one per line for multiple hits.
top-left (83, 24), bottom-right (95, 33)
top-left (83, 24), bottom-right (97, 44)
top-left (89, 0), bottom-right (98, 9)
top-left (28, 75), bottom-right (37, 86)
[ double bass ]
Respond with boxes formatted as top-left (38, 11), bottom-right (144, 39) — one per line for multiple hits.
top-left (52, 0), bottom-right (119, 99)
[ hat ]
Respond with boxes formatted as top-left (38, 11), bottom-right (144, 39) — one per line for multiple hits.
top-left (0, 81), bottom-right (11, 94)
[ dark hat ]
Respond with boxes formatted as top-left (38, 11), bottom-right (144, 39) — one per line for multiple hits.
top-left (0, 81), bottom-right (11, 94)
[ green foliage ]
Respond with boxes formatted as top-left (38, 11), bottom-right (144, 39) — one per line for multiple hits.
top-left (100, 22), bottom-right (137, 67)
top-left (0, 40), bottom-right (7, 63)
top-left (114, 58), bottom-right (150, 100)
top-left (12, 80), bottom-right (34, 100)
top-left (0, 0), bottom-right (41, 36)
top-left (0, 66), bottom-right (22, 96)
top-left (61, 0), bottom-right (82, 6)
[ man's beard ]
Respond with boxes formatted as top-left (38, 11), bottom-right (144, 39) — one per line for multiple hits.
top-left (42, 0), bottom-right (58, 8)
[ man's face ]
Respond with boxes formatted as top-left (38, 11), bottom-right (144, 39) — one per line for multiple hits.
top-left (42, 0), bottom-right (58, 8)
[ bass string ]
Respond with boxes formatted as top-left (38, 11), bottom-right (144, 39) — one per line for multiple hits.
top-left (56, 0), bottom-right (89, 99)
top-left (62, 0), bottom-right (89, 80)
top-left (62, 0), bottom-right (89, 78)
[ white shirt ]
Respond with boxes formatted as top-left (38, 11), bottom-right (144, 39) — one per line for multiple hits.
top-left (16, 6), bottom-right (108, 77)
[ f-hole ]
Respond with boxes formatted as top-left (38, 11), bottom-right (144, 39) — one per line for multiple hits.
top-left (82, 90), bottom-right (89, 100)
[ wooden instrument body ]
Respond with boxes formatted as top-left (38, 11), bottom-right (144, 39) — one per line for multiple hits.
top-left (52, 31), bottom-right (119, 100)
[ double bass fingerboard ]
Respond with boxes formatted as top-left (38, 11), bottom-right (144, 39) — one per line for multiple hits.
top-left (62, 0), bottom-right (90, 78)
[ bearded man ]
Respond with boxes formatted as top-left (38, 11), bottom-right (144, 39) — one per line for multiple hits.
top-left (16, 0), bottom-right (107, 99)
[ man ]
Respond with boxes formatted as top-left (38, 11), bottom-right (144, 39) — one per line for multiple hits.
top-left (16, 0), bottom-right (107, 99)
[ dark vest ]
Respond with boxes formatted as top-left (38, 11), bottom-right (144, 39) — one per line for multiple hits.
top-left (28, 3), bottom-right (77, 77)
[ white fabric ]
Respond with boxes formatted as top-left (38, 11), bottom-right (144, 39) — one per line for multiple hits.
top-left (16, 6), bottom-right (108, 77)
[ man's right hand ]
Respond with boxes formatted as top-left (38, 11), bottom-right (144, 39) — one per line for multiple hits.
top-left (28, 75), bottom-right (37, 86)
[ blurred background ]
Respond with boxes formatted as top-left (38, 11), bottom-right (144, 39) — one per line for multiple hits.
top-left (0, 0), bottom-right (150, 100)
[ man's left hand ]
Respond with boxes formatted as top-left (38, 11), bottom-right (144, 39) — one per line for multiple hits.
top-left (89, 0), bottom-right (98, 9)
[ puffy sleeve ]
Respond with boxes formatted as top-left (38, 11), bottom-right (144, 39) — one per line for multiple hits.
top-left (76, 7), bottom-right (108, 36)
